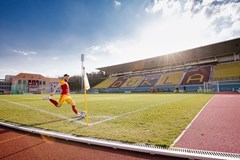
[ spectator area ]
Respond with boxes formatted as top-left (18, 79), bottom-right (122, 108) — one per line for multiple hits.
top-left (181, 66), bottom-right (212, 85)
top-left (213, 62), bottom-right (240, 80)
top-left (93, 62), bottom-right (240, 92)
top-left (94, 77), bottom-right (118, 89)
top-left (109, 76), bottom-right (128, 88)
top-left (94, 38), bottom-right (240, 92)
top-left (138, 74), bottom-right (161, 87)
top-left (121, 76), bottom-right (144, 88)
top-left (156, 71), bottom-right (184, 86)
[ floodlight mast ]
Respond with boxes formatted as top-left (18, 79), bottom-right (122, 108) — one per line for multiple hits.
top-left (81, 54), bottom-right (84, 92)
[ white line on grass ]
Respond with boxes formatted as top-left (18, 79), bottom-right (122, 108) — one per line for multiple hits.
top-left (0, 98), bottom-right (85, 125)
top-left (89, 95), bottom-right (196, 126)
top-left (170, 95), bottom-right (215, 147)
top-left (0, 95), bottom-right (199, 127)
top-left (90, 116), bottom-right (114, 118)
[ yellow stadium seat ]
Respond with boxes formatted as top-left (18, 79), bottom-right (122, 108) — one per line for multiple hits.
top-left (121, 76), bottom-right (144, 88)
top-left (213, 62), bottom-right (240, 80)
top-left (156, 71), bottom-right (184, 86)
top-left (94, 77), bottom-right (118, 89)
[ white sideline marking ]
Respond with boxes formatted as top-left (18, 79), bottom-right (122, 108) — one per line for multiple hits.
top-left (90, 116), bottom-right (114, 118)
top-left (89, 95), bottom-right (196, 126)
top-left (170, 95), bottom-right (215, 147)
top-left (0, 98), bottom-right (85, 125)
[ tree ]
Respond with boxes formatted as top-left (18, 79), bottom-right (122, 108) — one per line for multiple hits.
top-left (68, 71), bottom-right (108, 91)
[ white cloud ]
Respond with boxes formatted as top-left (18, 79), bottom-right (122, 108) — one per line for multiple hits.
top-left (11, 49), bottom-right (37, 56)
top-left (10, 49), bottom-right (37, 61)
top-left (141, 1), bottom-right (240, 51)
top-left (146, 0), bottom-right (181, 15)
top-left (86, 54), bottom-right (97, 61)
top-left (52, 57), bottom-right (59, 60)
top-left (114, 0), bottom-right (121, 8)
top-left (3, 1), bottom-right (240, 78)
top-left (84, 0), bottom-right (240, 70)
top-left (145, 0), bottom-right (240, 39)
top-left (85, 42), bottom-right (124, 58)
top-left (0, 68), bottom-right (19, 79)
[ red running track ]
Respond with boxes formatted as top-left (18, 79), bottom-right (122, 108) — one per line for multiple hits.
top-left (175, 94), bottom-right (240, 154)
top-left (0, 126), bottom-right (187, 160)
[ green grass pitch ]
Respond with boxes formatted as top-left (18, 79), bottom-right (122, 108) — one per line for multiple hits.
top-left (0, 93), bottom-right (213, 147)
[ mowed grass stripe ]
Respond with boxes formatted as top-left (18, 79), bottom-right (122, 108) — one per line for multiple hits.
top-left (73, 94), bottom-right (213, 147)
top-left (89, 94), bottom-right (198, 126)
top-left (0, 93), bottom-right (213, 147)
top-left (0, 98), bottom-right (85, 125)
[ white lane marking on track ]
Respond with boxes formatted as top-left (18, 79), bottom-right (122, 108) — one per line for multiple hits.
top-left (0, 134), bottom-right (27, 143)
top-left (0, 99), bottom-right (85, 125)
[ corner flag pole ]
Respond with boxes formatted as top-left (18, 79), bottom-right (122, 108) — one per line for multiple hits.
top-left (81, 54), bottom-right (84, 93)
top-left (83, 67), bottom-right (90, 126)
top-left (84, 83), bottom-right (88, 126)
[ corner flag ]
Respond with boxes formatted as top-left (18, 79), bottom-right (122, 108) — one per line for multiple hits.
top-left (84, 72), bottom-right (90, 90)
top-left (83, 71), bottom-right (90, 126)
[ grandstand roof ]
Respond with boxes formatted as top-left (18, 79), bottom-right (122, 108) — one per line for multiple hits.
top-left (97, 38), bottom-right (240, 75)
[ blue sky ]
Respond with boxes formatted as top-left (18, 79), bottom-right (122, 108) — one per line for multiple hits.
top-left (0, 0), bottom-right (240, 79)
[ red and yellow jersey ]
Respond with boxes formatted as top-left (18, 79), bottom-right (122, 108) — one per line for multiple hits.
top-left (60, 80), bottom-right (70, 95)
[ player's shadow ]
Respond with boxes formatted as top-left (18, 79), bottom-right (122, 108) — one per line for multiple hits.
top-left (28, 118), bottom-right (87, 132)
top-left (65, 125), bottom-right (87, 134)
top-left (65, 117), bottom-right (88, 133)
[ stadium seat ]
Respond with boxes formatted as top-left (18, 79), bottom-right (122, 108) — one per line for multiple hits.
top-left (94, 77), bottom-right (118, 89)
top-left (181, 66), bottom-right (211, 85)
top-left (121, 76), bottom-right (144, 88)
top-left (213, 62), bottom-right (240, 80)
top-left (109, 76), bottom-right (129, 88)
top-left (156, 71), bottom-right (184, 86)
top-left (138, 74), bottom-right (161, 87)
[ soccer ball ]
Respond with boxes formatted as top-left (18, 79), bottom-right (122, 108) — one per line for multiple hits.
top-left (80, 111), bottom-right (86, 117)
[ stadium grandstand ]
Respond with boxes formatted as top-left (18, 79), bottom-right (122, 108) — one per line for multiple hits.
top-left (94, 38), bottom-right (240, 93)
